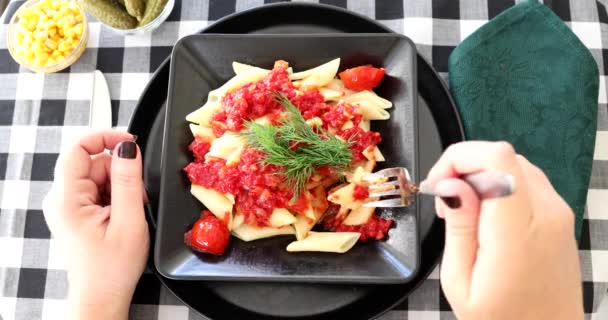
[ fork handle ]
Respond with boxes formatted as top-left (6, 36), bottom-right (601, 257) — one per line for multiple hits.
top-left (420, 171), bottom-right (515, 199)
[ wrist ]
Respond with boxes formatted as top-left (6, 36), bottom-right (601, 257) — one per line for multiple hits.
top-left (68, 288), bottom-right (133, 320)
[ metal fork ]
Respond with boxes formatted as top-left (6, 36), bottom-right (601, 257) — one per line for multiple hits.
top-left (363, 167), bottom-right (515, 208)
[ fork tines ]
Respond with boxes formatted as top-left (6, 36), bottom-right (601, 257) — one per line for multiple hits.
top-left (363, 167), bottom-right (415, 208)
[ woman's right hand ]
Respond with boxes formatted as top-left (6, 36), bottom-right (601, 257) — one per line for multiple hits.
top-left (422, 141), bottom-right (583, 320)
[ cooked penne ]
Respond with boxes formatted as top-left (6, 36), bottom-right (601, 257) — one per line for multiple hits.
top-left (305, 117), bottom-right (323, 128)
top-left (290, 58), bottom-right (340, 88)
top-left (325, 78), bottom-right (355, 96)
top-left (344, 90), bottom-right (392, 109)
top-left (189, 124), bottom-right (215, 141)
top-left (340, 120), bottom-right (354, 130)
top-left (327, 183), bottom-right (362, 209)
top-left (362, 146), bottom-right (384, 162)
top-left (355, 100), bottom-right (391, 120)
top-left (359, 120), bottom-right (371, 131)
top-left (269, 208), bottom-right (297, 227)
top-left (286, 232), bottom-right (360, 253)
top-left (190, 184), bottom-right (233, 230)
top-left (319, 87), bottom-right (344, 101)
top-left (343, 206), bottom-right (375, 225)
top-left (372, 146), bottom-right (385, 162)
top-left (205, 133), bottom-right (246, 161)
top-left (232, 224), bottom-right (295, 242)
top-left (232, 61), bottom-right (270, 75)
top-left (232, 61), bottom-right (292, 75)
top-left (186, 100), bottom-right (223, 127)
top-left (232, 212), bottom-right (244, 230)
top-left (225, 145), bottom-right (244, 166)
top-left (293, 214), bottom-right (316, 241)
top-left (209, 68), bottom-right (269, 100)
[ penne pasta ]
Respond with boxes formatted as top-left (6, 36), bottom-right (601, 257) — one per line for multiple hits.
top-left (362, 146), bottom-right (385, 162)
top-left (293, 214), bottom-right (316, 241)
top-left (344, 90), bottom-right (392, 109)
top-left (372, 146), bottom-right (385, 162)
top-left (327, 183), bottom-right (363, 209)
top-left (190, 184), bottom-right (233, 230)
top-left (269, 208), bottom-right (297, 227)
top-left (186, 100), bottom-right (223, 127)
top-left (209, 68), bottom-right (269, 100)
top-left (290, 58), bottom-right (340, 88)
top-left (340, 120), bottom-right (354, 130)
top-left (359, 120), bottom-right (371, 131)
top-left (305, 117), bottom-right (323, 128)
top-left (225, 145), bottom-right (244, 166)
top-left (232, 212), bottom-right (244, 230)
top-left (325, 78), bottom-right (355, 96)
top-left (205, 132), bottom-right (246, 161)
top-left (319, 87), bottom-right (344, 101)
top-left (232, 224), bottom-right (295, 242)
top-left (232, 61), bottom-right (292, 75)
top-left (343, 206), bottom-right (375, 225)
top-left (355, 100), bottom-right (391, 120)
top-left (232, 61), bottom-right (270, 75)
top-left (286, 232), bottom-right (360, 253)
top-left (189, 124), bottom-right (215, 141)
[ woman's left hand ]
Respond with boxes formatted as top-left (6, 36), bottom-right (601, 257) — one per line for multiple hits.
top-left (43, 130), bottom-right (149, 320)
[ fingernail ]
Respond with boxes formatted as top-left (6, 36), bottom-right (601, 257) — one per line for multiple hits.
top-left (118, 141), bottom-right (137, 159)
top-left (131, 134), bottom-right (138, 142)
top-left (418, 180), bottom-right (434, 194)
top-left (440, 196), bottom-right (461, 209)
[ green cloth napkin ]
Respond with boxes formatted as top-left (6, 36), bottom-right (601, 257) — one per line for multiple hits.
top-left (448, 0), bottom-right (598, 240)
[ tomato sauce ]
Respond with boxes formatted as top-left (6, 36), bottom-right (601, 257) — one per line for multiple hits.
top-left (334, 215), bottom-right (393, 241)
top-left (321, 101), bottom-right (362, 129)
top-left (337, 127), bottom-right (381, 163)
top-left (321, 205), bottom-right (392, 241)
top-left (212, 67), bottom-right (297, 133)
top-left (184, 148), bottom-right (292, 226)
top-left (353, 184), bottom-right (369, 200)
top-left (188, 139), bottom-right (211, 162)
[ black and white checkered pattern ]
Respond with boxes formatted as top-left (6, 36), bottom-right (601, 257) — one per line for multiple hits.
top-left (0, 0), bottom-right (607, 319)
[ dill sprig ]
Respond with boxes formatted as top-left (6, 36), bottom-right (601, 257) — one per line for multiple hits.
top-left (239, 93), bottom-right (352, 197)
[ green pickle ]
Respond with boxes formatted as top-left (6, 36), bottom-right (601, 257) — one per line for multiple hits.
top-left (124, 0), bottom-right (145, 21)
top-left (139, 0), bottom-right (168, 26)
top-left (79, 0), bottom-right (137, 29)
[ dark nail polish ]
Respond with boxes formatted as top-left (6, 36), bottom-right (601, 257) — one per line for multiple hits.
top-left (441, 196), bottom-right (461, 209)
top-left (118, 141), bottom-right (137, 159)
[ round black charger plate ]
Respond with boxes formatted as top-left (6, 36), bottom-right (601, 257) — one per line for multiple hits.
top-left (128, 3), bottom-right (464, 319)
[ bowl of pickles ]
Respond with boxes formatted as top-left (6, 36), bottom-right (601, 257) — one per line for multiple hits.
top-left (7, 0), bottom-right (88, 73)
top-left (78, 0), bottom-right (174, 35)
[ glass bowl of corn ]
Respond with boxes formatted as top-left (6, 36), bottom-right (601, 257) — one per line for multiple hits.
top-left (7, 0), bottom-right (88, 73)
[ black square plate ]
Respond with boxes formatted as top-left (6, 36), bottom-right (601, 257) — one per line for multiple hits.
top-left (156, 34), bottom-right (419, 283)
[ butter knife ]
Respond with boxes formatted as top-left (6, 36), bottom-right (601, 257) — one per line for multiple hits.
top-left (89, 70), bottom-right (113, 129)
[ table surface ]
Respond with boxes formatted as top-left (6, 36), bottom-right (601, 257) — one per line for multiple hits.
top-left (0, 0), bottom-right (607, 319)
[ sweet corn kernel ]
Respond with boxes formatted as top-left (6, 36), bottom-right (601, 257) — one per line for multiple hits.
top-left (44, 38), bottom-right (57, 50)
top-left (12, 0), bottom-right (85, 69)
top-left (57, 42), bottom-right (68, 52)
top-left (73, 23), bottom-right (82, 36)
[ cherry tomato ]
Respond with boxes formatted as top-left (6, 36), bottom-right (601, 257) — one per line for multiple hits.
top-left (184, 211), bottom-right (230, 255)
top-left (339, 66), bottom-right (386, 91)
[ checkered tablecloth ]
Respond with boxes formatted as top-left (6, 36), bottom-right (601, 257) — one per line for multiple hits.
top-left (0, 0), bottom-right (607, 319)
